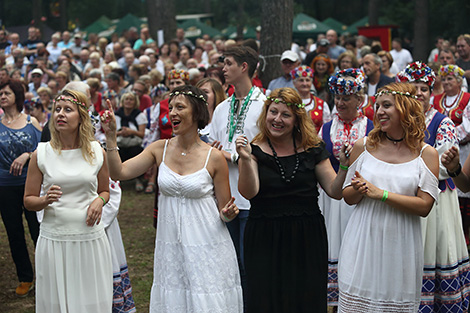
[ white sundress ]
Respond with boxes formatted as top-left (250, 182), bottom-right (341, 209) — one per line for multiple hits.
top-left (338, 140), bottom-right (439, 312)
top-left (149, 140), bottom-right (243, 313)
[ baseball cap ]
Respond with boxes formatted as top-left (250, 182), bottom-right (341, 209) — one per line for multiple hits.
top-left (31, 68), bottom-right (43, 76)
top-left (318, 38), bottom-right (329, 47)
top-left (281, 50), bottom-right (299, 62)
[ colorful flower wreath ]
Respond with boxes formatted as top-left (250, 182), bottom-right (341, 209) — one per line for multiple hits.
top-left (168, 69), bottom-right (189, 82)
top-left (439, 64), bottom-right (465, 78)
top-left (328, 68), bottom-right (365, 95)
top-left (396, 61), bottom-right (436, 88)
top-left (290, 65), bottom-right (314, 80)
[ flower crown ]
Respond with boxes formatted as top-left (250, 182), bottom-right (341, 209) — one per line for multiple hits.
top-left (396, 61), bottom-right (436, 88)
top-left (54, 95), bottom-right (87, 108)
top-left (328, 68), bottom-right (365, 95)
top-left (439, 64), bottom-right (465, 78)
top-left (266, 96), bottom-right (305, 109)
top-left (168, 69), bottom-right (189, 82)
top-left (169, 90), bottom-right (208, 105)
top-left (374, 89), bottom-right (418, 99)
top-left (290, 65), bottom-right (313, 80)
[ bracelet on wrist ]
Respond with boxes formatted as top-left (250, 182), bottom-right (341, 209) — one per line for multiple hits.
top-left (447, 163), bottom-right (462, 177)
top-left (98, 196), bottom-right (107, 205)
top-left (339, 164), bottom-right (349, 171)
top-left (107, 146), bottom-right (120, 152)
top-left (221, 213), bottom-right (231, 222)
top-left (381, 190), bottom-right (389, 202)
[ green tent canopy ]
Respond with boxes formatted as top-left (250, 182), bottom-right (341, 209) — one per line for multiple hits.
top-left (293, 13), bottom-right (330, 38)
top-left (322, 17), bottom-right (348, 34)
top-left (114, 13), bottom-right (145, 35)
top-left (84, 15), bottom-right (112, 35)
top-left (179, 19), bottom-right (221, 39)
top-left (222, 26), bottom-right (257, 39)
top-left (345, 16), bottom-right (387, 34)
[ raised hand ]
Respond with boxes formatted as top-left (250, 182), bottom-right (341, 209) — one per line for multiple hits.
top-left (220, 197), bottom-right (239, 222)
top-left (235, 134), bottom-right (251, 160)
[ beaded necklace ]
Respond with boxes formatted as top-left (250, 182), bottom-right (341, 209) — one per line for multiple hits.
top-left (442, 90), bottom-right (462, 112)
top-left (267, 137), bottom-right (300, 184)
top-left (228, 87), bottom-right (254, 143)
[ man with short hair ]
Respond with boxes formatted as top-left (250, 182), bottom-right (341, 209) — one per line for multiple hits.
top-left (209, 45), bottom-right (266, 301)
top-left (70, 33), bottom-right (87, 58)
top-left (456, 34), bottom-right (470, 81)
top-left (428, 37), bottom-right (444, 63)
top-left (28, 68), bottom-right (47, 97)
top-left (390, 38), bottom-right (413, 71)
top-left (326, 29), bottom-right (346, 63)
top-left (175, 46), bottom-right (191, 71)
top-left (133, 27), bottom-right (154, 51)
top-left (0, 29), bottom-right (10, 50)
top-left (363, 53), bottom-right (394, 97)
top-left (0, 67), bottom-right (10, 84)
top-left (303, 38), bottom-right (329, 67)
top-left (267, 50), bottom-right (300, 91)
top-left (58, 31), bottom-right (73, 50)
top-left (176, 28), bottom-right (195, 50)
top-left (4, 33), bottom-right (22, 56)
top-left (439, 49), bottom-right (455, 65)
top-left (23, 27), bottom-right (42, 57)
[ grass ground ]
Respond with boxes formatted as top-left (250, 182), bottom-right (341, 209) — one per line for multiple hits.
top-left (0, 182), bottom-right (156, 312)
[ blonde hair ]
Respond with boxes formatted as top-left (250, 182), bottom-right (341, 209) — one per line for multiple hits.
top-left (120, 92), bottom-right (140, 110)
top-left (49, 89), bottom-right (96, 164)
top-left (368, 82), bottom-right (425, 153)
top-left (253, 87), bottom-right (321, 150)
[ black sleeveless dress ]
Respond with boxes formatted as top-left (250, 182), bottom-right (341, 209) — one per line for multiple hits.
top-left (245, 143), bottom-right (329, 313)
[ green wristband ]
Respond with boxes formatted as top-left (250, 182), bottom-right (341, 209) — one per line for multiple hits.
top-left (98, 196), bottom-right (107, 205)
top-left (339, 164), bottom-right (349, 171)
top-left (381, 190), bottom-right (388, 202)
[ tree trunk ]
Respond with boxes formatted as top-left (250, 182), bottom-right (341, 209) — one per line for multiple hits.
top-left (368, 0), bottom-right (380, 26)
top-left (59, 0), bottom-right (67, 31)
top-left (236, 0), bottom-right (244, 40)
top-left (413, 0), bottom-right (428, 61)
top-left (146, 0), bottom-right (177, 44)
top-left (259, 0), bottom-right (294, 87)
top-left (32, 0), bottom-right (43, 39)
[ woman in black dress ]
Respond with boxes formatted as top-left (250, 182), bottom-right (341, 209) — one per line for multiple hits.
top-left (236, 87), bottom-right (351, 312)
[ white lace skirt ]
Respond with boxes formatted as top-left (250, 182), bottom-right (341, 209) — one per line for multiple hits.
top-left (149, 195), bottom-right (243, 313)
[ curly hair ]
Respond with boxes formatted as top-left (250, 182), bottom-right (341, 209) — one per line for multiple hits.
top-left (49, 89), bottom-right (96, 164)
top-left (253, 87), bottom-right (321, 151)
top-left (368, 82), bottom-right (426, 153)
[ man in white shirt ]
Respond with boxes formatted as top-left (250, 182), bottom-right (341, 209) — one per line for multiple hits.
top-left (389, 38), bottom-right (413, 72)
top-left (209, 45), bottom-right (266, 299)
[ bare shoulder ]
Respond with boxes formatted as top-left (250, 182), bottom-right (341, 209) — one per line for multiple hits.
top-left (30, 116), bottom-right (42, 131)
top-left (422, 144), bottom-right (438, 161)
top-left (146, 139), bottom-right (167, 164)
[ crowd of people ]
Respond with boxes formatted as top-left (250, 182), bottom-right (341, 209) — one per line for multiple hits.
top-left (2, 22), bottom-right (470, 312)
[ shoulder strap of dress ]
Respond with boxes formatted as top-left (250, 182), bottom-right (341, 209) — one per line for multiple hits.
top-left (419, 143), bottom-right (429, 156)
top-left (203, 147), bottom-right (213, 169)
top-left (162, 139), bottom-right (169, 162)
top-left (363, 136), bottom-right (368, 151)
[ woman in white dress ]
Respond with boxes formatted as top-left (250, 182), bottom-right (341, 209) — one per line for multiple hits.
top-left (339, 82), bottom-right (440, 312)
top-left (397, 61), bottom-right (470, 312)
top-left (319, 68), bottom-right (373, 308)
top-left (102, 85), bottom-right (243, 313)
top-left (24, 89), bottom-right (113, 313)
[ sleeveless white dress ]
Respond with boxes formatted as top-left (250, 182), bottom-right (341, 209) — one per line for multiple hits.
top-left (338, 140), bottom-right (439, 312)
top-left (149, 141), bottom-right (243, 313)
top-left (35, 141), bottom-right (113, 313)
